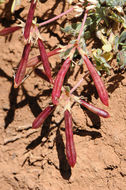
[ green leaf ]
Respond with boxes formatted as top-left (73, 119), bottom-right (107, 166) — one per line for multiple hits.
top-left (113, 36), bottom-right (120, 52)
top-left (93, 48), bottom-right (111, 73)
top-left (61, 25), bottom-right (72, 33)
top-left (119, 31), bottom-right (126, 43)
top-left (116, 50), bottom-right (126, 69)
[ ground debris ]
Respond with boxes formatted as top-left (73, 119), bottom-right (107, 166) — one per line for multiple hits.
top-left (4, 129), bottom-right (38, 145)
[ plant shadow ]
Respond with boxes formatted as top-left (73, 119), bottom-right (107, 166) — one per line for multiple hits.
top-left (26, 113), bottom-right (54, 150)
top-left (74, 128), bottom-right (102, 140)
top-left (107, 74), bottom-right (125, 94)
top-left (56, 128), bottom-right (71, 180)
top-left (81, 106), bottom-right (101, 130)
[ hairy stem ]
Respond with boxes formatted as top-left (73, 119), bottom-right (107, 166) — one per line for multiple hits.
top-left (39, 7), bottom-right (74, 27)
top-left (77, 10), bottom-right (88, 42)
top-left (70, 72), bottom-right (89, 94)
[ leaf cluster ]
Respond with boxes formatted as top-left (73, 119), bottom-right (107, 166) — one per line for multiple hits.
top-left (61, 0), bottom-right (126, 73)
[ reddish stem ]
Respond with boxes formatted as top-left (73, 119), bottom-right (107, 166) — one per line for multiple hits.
top-left (27, 48), bottom-right (60, 67)
top-left (39, 7), bottom-right (74, 27)
top-left (77, 10), bottom-right (88, 42)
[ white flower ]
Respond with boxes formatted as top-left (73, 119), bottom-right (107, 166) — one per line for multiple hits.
top-left (79, 0), bottom-right (84, 3)
top-left (74, 0), bottom-right (98, 17)
top-left (114, 6), bottom-right (124, 14)
top-left (67, 0), bottom-right (74, 4)
top-left (87, 0), bottom-right (98, 5)
top-left (74, 5), bottom-right (84, 17)
top-left (86, 4), bottom-right (97, 11)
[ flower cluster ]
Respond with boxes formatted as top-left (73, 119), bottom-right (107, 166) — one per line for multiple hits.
top-left (0, 0), bottom-right (110, 168)
top-left (68, 0), bottom-right (98, 17)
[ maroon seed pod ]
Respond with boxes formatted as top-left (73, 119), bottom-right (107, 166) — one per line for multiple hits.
top-left (83, 55), bottom-right (109, 106)
top-left (34, 68), bottom-right (50, 83)
top-left (0, 26), bottom-right (21, 36)
top-left (24, 0), bottom-right (37, 40)
top-left (27, 48), bottom-right (60, 68)
top-left (52, 57), bottom-right (71, 105)
top-left (32, 105), bottom-right (55, 129)
top-left (14, 43), bottom-right (31, 88)
top-left (64, 109), bottom-right (76, 167)
top-left (79, 99), bottom-right (110, 118)
top-left (38, 38), bottom-right (53, 83)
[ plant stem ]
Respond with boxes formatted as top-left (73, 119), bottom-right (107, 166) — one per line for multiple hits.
top-left (70, 72), bottom-right (89, 94)
top-left (70, 78), bottom-right (84, 94)
top-left (39, 7), bottom-right (74, 27)
top-left (77, 10), bottom-right (88, 42)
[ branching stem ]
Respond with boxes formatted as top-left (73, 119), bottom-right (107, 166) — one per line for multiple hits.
top-left (70, 72), bottom-right (89, 94)
top-left (77, 10), bottom-right (88, 42)
top-left (39, 7), bottom-right (74, 27)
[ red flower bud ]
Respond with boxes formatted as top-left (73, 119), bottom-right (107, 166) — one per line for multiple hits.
top-left (0, 26), bottom-right (21, 36)
top-left (79, 99), bottom-right (110, 118)
top-left (14, 43), bottom-right (31, 88)
top-left (64, 110), bottom-right (76, 167)
top-left (38, 38), bottom-right (53, 83)
top-left (83, 55), bottom-right (109, 106)
top-left (24, 0), bottom-right (37, 40)
top-left (32, 105), bottom-right (55, 129)
top-left (52, 57), bottom-right (71, 105)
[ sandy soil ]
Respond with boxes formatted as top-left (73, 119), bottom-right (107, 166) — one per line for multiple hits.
top-left (0, 1), bottom-right (126, 190)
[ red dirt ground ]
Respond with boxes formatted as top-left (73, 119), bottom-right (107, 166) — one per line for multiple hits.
top-left (0, 1), bottom-right (126, 190)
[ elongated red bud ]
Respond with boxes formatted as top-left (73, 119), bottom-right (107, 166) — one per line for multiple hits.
top-left (14, 43), bottom-right (31, 88)
top-left (0, 26), bottom-right (21, 36)
top-left (27, 55), bottom-right (41, 67)
top-left (34, 68), bottom-right (50, 82)
top-left (38, 38), bottom-right (53, 83)
top-left (64, 110), bottom-right (76, 167)
top-left (79, 99), bottom-right (110, 118)
top-left (52, 57), bottom-right (71, 105)
top-left (27, 48), bottom-right (60, 67)
top-left (32, 105), bottom-right (55, 129)
top-left (83, 55), bottom-right (109, 106)
top-left (24, 0), bottom-right (37, 40)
